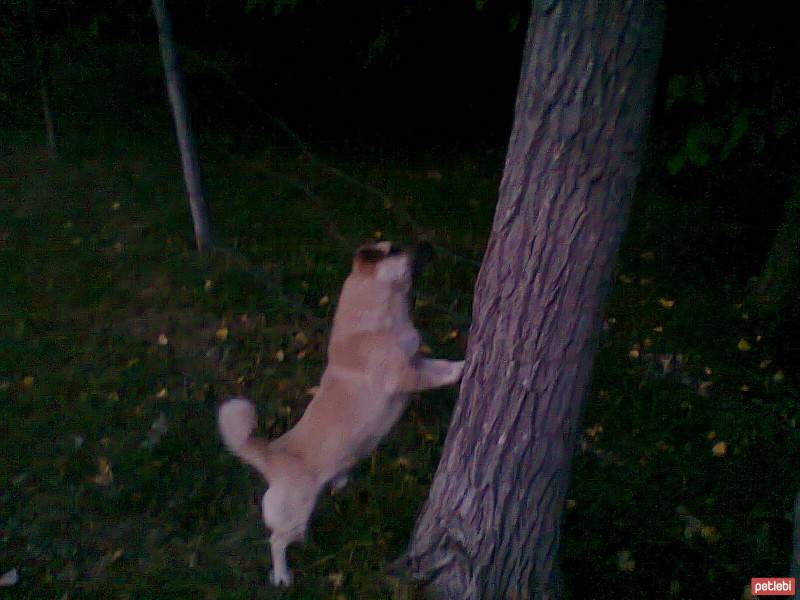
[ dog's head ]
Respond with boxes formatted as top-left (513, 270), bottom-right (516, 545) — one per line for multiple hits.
top-left (333, 241), bottom-right (434, 336)
top-left (352, 241), bottom-right (433, 288)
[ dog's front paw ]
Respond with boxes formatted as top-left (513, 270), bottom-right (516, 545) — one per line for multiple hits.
top-left (270, 568), bottom-right (294, 587)
top-left (449, 360), bottom-right (465, 383)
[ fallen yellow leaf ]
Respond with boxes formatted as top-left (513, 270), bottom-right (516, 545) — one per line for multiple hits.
top-left (712, 441), bottom-right (727, 457)
top-left (759, 359), bottom-right (772, 369)
top-left (653, 325), bottom-right (664, 333)
top-left (318, 295), bottom-right (329, 306)
top-left (157, 333), bottom-right (169, 346)
top-left (700, 525), bottom-right (720, 542)
top-left (215, 326), bottom-right (228, 341)
top-left (22, 376), bottom-right (34, 388)
top-left (156, 388), bottom-right (168, 399)
top-left (275, 349), bottom-right (285, 362)
top-left (295, 331), bottom-right (309, 345)
top-left (112, 202), bottom-right (120, 211)
top-left (373, 231), bottom-right (383, 239)
top-left (737, 338), bottom-right (751, 351)
top-left (92, 457), bottom-right (113, 486)
top-left (707, 430), bottom-right (716, 440)
top-left (773, 370), bottom-right (784, 382)
top-left (419, 344), bottom-right (432, 354)
top-left (204, 279), bottom-right (213, 290)
top-left (659, 298), bottom-right (676, 309)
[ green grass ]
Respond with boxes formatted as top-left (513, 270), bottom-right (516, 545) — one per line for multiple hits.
top-left (1, 118), bottom-right (798, 600)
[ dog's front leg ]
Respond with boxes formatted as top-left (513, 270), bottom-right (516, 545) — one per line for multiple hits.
top-left (402, 357), bottom-right (465, 392)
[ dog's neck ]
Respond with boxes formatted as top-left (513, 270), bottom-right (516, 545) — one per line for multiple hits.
top-left (329, 275), bottom-right (412, 342)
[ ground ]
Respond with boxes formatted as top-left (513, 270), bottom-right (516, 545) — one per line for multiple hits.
top-left (1, 115), bottom-right (798, 598)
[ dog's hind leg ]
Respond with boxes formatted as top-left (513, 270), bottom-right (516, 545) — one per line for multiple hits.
top-left (261, 478), bottom-right (320, 586)
top-left (268, 530), bottom-right (293, 586)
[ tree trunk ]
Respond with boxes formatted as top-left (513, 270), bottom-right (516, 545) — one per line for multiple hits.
top-left (39, 74), bottom-right (57, 158)
top-left (152, 0), bottom-right (213, 252)
top-left (27, 0), bottom-right (57, 159)
top-left (396, 2), bottom-right (664, 598)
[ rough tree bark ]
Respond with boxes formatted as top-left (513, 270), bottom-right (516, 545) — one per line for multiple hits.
top-left (152, 0), bottom-right (213, 252)
top-left (395, 2), bottom-right (664, 598)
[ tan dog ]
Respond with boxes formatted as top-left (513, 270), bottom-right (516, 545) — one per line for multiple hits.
top-left (218, 241), bottom-right (464, 586)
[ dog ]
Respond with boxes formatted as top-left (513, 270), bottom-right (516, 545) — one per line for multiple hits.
top-left (218, 241), bottom-right (465, 586)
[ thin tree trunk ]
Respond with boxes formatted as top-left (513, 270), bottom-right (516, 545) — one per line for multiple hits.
top-left (27, 0), bottom-right (56, 158)
top-left (152, 0), bottom-right (213, 252)
top-left (395, 2), bottom-right (664, 598)
top-left (39, 74), bottom-right (57, 158)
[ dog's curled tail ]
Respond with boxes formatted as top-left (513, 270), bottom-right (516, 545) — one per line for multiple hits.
top-left (218, 398), bottom-right (273, 483)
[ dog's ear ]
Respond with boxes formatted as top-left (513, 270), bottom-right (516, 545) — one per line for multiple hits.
top-left (354, 244), bottom-right (383, 274)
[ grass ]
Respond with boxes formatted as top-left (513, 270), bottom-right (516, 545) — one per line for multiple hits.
top-left (0, 127), bottom-right (492, 598)
top-left (1, 54), bottom-right (798, 597)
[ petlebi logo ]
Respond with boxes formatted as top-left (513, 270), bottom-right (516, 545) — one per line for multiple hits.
top-left (750, 578), bottom-right (795, 596)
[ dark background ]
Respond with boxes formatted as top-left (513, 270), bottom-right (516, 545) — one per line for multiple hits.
top-left (5, 0), bottom-right (798, 285)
